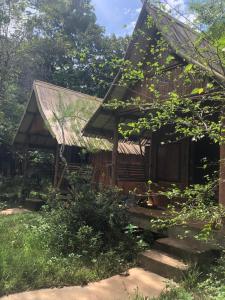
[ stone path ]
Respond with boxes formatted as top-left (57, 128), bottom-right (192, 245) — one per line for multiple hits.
top-left (0, 208), bottom-right (30, 215)
top-left (1, 268), bottom-right (168, 300)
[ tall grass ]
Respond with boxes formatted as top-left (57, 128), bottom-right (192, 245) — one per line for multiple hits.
top-left (0, 213), bottom-right (123, 296)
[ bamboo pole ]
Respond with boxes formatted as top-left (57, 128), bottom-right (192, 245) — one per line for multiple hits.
top-left (219, 144), bottom-right (225, 206)
top-left (54, 145), bottom-right (60, 188)
top-left (23, 145), bottom-right (29, 178)
top-left (111, 117), bottom-right (119, 186)
top-left (219, 117), bottom-right (225, 207)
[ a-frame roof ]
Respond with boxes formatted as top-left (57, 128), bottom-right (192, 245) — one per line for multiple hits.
top-left (13, 80), bottom-right (142, 154)
top-left (83, 1), bottom-right (225, 139)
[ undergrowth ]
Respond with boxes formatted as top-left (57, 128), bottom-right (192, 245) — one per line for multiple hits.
top-left (0, 169), bottom-right (146, 296)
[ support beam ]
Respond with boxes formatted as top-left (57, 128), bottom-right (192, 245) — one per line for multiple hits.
top-left (23, 145), bottom-right (29, 178)
top-left (219, 143), bottom-right (225, 206)
top-left (54, 145), bottom-right (60, 188)
top-left (111, 117), bottom-right (119, 186)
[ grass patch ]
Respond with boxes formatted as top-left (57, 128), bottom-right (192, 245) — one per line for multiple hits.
top-left (0, 172), bottom-right (146, 296)
top-left (0, 212), bottom-right (130, 296)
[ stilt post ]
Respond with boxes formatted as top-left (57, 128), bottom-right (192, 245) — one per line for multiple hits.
top-left (219, 143), bottom-right (225, 206)
top-left (54, 144), bottom-right (60, 188)
top-left (111, 117), bottom-right (119, 186)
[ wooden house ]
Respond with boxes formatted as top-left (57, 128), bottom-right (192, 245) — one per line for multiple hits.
top-left (13, 80), bottom-right (145, 192)
top-left (83, 2), bottom-right (225, 207)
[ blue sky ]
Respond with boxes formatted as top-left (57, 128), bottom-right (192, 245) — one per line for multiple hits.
top-left (92, 0), bottom-right (142, 36)
top-left (92, 0), bottom-right (191, 36)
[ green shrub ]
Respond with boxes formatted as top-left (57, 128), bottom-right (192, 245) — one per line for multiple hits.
top-left (0, 175), bottom-right (24, 204)
top-left (44, 169), bottom-right (145, 261)
top-left (197, 252), bottom-right (225, 299)
top-left (74, 225), bottom-right (102, 259)
top-left (149, 179), bottom-right (225, 241)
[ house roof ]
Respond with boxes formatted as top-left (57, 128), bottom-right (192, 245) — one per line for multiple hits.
top-left (13, 80), bottom-right (143, 155)
top-left (83, 1), bottom-right (225, 140)
top-left (144, 3), bottom-right (224, 81)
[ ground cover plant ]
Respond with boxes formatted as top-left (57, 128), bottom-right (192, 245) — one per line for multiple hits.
top-left (0, 213), bottom-right (102, 295)
top-left (0, 169), bottom-right (145, 296)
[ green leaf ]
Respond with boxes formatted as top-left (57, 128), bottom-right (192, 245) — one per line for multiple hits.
top-left (184, 64), bottom-right (193, 73)
top-left (207, 83), bottom-right (214, 89)
top-left (191, 87), bottom-right (204, 94)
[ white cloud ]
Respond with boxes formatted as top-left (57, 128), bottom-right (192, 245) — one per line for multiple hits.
top-left (124, 6), bottom-right (142, 17)
top-left (125, 20), bottom-right (136, 33)
top-left (124, 8), bottom-right (132, 15)
top-left (136, 7), bottom-right (142, 14)
top-left (159, 0), bottom-right (197, 27)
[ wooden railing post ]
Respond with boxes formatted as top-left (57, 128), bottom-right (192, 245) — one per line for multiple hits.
top-left (23, 145), bottom-right (29, 178)
top-left (219, 116), bottom-right (225, 207)
top-left (219, 143), bottom-right (225, 206)
top-left (111, 117), bottom-right (119, 186)
top-left (54, 144), bottom-right (60, 188)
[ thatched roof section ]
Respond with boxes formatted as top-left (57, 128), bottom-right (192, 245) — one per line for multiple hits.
top-left (13, 81), bottom-right (142, 155)
top-left (83, 2), bottom-right (225, 139)
top-left (144, 3), bottom-right (224, 81)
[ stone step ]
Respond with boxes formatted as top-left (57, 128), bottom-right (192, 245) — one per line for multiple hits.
top-left (168, 224), bottom-right (225, 248)
top-left (168, 224), bottom-right (203, 240)
top-left (154, 237), bottom-right (220, 265)
top-left (138, 249), bottom-right (189, 281)
top-left (127, 206), bottom-right (167, 233)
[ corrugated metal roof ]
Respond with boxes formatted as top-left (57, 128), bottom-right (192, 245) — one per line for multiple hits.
top-left (13, 81), bottom-right (143, 155)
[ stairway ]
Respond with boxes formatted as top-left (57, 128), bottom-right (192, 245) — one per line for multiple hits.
top-left (138, 248), bottom-right (189, 281)
top-left (138, 236), bottom-right (220, 281)
top-left (128, 206), bottom-right (222, 281)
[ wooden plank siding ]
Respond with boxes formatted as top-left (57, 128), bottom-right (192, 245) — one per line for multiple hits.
top-left (91, 151), bottom-right (146, 193)
top-left (151, 131), bottom-right (190, 188)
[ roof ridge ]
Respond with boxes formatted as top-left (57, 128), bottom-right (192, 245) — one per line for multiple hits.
top-left (144, 3), bottom-right (225, 82)
top-left (146, 3), bottom-right (198, 36)
top-left (34, 80), bottom-right (103, 103)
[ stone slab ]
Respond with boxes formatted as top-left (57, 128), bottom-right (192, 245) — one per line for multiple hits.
top-left (0, 208), bottom-right (30, 215)
top-left (0, 268), bottom-right (168, 300)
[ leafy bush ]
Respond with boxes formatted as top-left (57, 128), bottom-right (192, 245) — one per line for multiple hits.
top-left (197, 252), bottom-right (225, 299)
top-left (149, 179), bottom-right (225, 241)
top-left (44, 168), bottom-right (145, 262)
top-left (0, 175), bottom-right (24, 204)
top-left (0, 202), bottom-right (7, 211)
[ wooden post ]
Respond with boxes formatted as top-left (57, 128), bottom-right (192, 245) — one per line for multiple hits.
top-left (23, 146), bottom-right (29, 178)
top-left (219, 115), bottom-right (225, 206)
top-left (111, 117), bottom-right (119, 186)
top-left (54, 145), bottom-right (60, 188)
top-left (219, 142), bottom-right (225, 206)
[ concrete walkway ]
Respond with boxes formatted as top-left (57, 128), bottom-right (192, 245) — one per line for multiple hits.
top-left (1, 268), bottom-right (168, 300)
top-left (0, 208), bottom-right (30, 215)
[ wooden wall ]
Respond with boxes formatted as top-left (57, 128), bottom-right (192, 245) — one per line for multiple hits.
top-left (150, 132), bottom-right (190, 188)
top-left (91, 151), bottom-right (146, 194)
